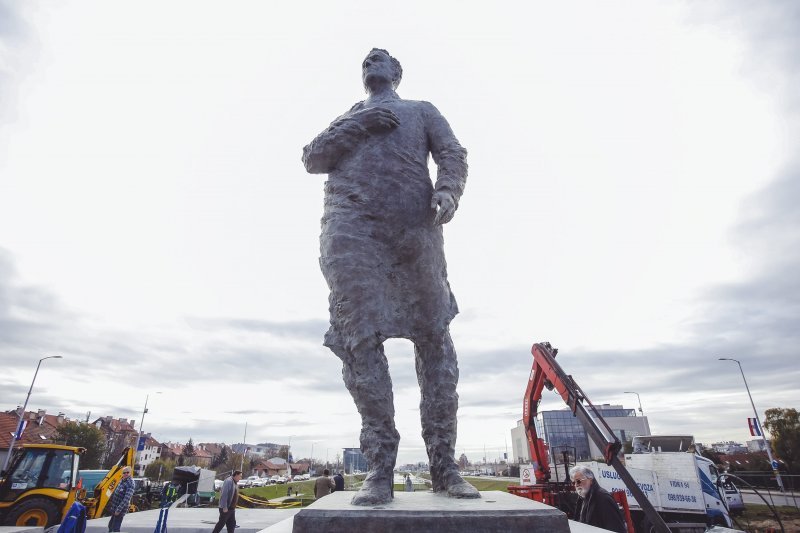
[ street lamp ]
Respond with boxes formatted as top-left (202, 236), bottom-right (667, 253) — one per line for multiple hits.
top-left (135, 392), bottom-right (161, 475)
top-left (623, 391), bottom-right (644, 416)
top-left (2, 355), bottom-right (63, 472)
top-left (719, 357), bottom-right (785, 492)
top-left (310, 441), bottom-right (318, 476)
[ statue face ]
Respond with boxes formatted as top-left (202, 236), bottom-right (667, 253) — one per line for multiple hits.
top-left (362, 50), bottom-right (395, 89)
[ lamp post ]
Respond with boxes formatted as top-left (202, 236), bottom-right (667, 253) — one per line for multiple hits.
top-left (135, 392), bottom-right (161, 475)
top-left (719, 357), bottom-right (785, 492)
top-left (310, 441), bottom-right (318, 476)
top-left (623, 391), bottom-right (644, 415)
top-left (287, 435), bottom-right (294, 477)
top-left (2, 355), bottom-right (63, 472)
top-left (240, 422), bottom-right (248, 472)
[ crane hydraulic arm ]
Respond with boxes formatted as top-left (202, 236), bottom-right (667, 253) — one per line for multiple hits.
top-left (523, 342), bottom-right (671, 533)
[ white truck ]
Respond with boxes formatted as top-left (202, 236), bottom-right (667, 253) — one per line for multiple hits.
top-left (581, 436), bottom-right (737, 530)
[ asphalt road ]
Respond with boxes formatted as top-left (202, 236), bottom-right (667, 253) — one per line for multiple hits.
top-left (741, 489), bottom-right (800, 508)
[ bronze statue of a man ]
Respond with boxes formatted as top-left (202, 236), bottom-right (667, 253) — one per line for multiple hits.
top-left (302, 48), bottom-right (478, 505)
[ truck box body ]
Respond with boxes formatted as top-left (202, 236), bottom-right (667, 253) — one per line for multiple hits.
top-left (582, 460), bottom-right (706, 515)
top-left (580, 451), bottom-right (732, 526)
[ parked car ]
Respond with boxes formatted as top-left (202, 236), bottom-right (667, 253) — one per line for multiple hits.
top-left (269, 475), bottom-right (280, 484)
top-left (214, 479), bottom-right (224, 491)
top-left (251, 477), bottom-right (266, 487)
top-left (236, 477), bottom-right (250, 489)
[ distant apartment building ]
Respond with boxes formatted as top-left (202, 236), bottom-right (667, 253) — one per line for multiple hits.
top-left (134, 434), bottom-right (162, 476)
top-left (510, 404), bottom-right (650, 464)
top-left (711, 441), bottom-right (748, 454)
top-left (231, 442), bottom-right (282, 458)
top-left (93, 416), bottom-right (138, 467)
top-left (747, 439), bottom-right (769, 453)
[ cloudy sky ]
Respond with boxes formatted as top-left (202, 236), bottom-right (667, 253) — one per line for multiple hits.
top-left (1, 1), bottom-right (798, 466)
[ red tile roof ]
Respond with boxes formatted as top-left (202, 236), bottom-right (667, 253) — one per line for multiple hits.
top-left (0, 410), bottom-right (68, 450)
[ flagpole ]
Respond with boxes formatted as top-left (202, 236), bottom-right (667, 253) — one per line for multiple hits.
top-left (2, 355), bottom-right (63, 472)
top-left (719, 357), bottom-right (785, 492)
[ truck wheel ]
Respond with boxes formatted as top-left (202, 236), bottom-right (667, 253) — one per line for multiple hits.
top-left (5, 497), bottom-right (62, 527)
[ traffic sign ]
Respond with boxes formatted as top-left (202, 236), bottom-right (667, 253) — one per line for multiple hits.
top-left (771, 460), bottom-right (779, 470)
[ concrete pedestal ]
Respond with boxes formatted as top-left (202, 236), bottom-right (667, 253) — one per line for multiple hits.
top-left (291, 491), bottom-right (570, 533)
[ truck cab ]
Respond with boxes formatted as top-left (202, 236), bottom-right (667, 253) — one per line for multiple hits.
top-left (629, 436), bottom-right (735, 528)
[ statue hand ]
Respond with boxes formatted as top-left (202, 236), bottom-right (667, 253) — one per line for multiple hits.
top-left (352, 106), bottom-right (400, 132)
top-left (431, 190), bottom-right (456, 225)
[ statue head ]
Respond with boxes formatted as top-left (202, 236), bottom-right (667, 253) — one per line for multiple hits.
top-left (362, 48), bottom-right (403, 92)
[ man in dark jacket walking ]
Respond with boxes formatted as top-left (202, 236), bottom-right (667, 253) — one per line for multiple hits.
top-left (107, 467), bottom-right (135, 532)
top-left (569, 465), bottom-right (627, 533)
top-left (333, 471), bottom-right (345, 492)
top-left (211, 470), bottom-right (242, 533)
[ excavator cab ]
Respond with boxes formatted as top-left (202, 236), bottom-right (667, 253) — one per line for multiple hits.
top-left (0, 444), bottom-right (83, 527)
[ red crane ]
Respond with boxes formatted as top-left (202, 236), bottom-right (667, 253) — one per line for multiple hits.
top-left (509, 342), bottom-right (671, 533)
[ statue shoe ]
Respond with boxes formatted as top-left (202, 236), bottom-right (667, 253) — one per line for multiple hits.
top-left (442, 470), bottom-right (480, 499)
top-left (350, 474), bottom-right (393, 505)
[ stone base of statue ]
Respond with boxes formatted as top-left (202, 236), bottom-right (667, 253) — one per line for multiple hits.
top-left (291, 490), bottom-right (569, 533)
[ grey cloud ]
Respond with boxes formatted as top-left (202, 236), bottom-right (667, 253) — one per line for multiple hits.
top-left (0, 1), bottom-right (37, 126)
top-left (189, 317), bottom-right (329, 340)
top-left (688, 2), bottom-right (800, 111)
top-left (0, 248), bottom-right (72, 364)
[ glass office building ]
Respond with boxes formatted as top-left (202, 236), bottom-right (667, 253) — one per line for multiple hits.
top-left (343, 447), bottom-right (368, 473)
top-left (510, 404), bottom-right (649, 465)
top-left (541, 405), bottom-right (648, 462)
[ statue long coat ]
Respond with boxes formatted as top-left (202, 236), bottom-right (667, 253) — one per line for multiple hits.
top-left (302, 95), bottom-right (467, 352)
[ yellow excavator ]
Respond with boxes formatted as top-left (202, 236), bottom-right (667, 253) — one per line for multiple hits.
top-left (0, 444), bottom-right (134, 528)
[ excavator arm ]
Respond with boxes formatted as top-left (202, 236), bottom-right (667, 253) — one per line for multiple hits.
top-left (524, 342), bottom-right (671, 533)
top-left (82, 447), bottom-right (134, 519)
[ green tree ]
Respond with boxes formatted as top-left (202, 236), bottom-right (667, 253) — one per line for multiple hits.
top-left (458, 453), bottom-right (469, 470)
top-left (211, 446), bottom-right (229, 468)
top-left (763, 407), bottom-right (800, 473)
top-left (144, 459), bottom-right (176, 482)
top-left (278, 445), bottom-right (289, 461)
top-left (217, 452), bottom-right (244, 477)
top-left (53, 421), bottom-right (106, 469)
top-left (180, 438), bottom-right (196, 465)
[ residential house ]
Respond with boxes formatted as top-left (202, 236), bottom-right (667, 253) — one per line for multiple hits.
top-left (159, 441), bottom-right (211, 467)
top-left (0, 408), bottom-right (69, 467)
top-left (160, 442), bottom-right (185, 462)
top-left (197, 443), bottom-right (227, 467)
top-left (252, 457), bottom-right (306, 477)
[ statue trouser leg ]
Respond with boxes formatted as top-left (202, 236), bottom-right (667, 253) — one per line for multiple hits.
top-left (414, 331), bottom-right (480, 498)
top-left (331, 339), bottom-right (399, 505)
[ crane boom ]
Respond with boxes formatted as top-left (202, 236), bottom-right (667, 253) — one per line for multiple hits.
top-left (523, 342), bottom-right (671, 533)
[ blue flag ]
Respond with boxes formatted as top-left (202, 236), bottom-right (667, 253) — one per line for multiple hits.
top-left (15, 419), bottom-right (28, 439)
